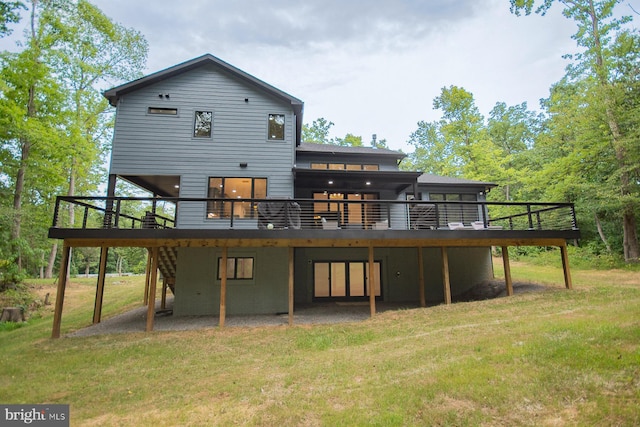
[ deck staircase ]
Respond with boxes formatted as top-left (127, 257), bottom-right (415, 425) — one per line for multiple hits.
top-left (156, 246), bottom-right (178, 294)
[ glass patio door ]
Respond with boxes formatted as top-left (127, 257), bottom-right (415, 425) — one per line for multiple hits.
top-left (313, 261), bottom-right (381, 300)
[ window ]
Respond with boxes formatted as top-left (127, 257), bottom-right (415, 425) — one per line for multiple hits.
top-left (194, 111), bottom-right (213, 138)
top-left (217, 257), bottom-right (254, 280)
top-left (207, 177), bottom-right (267, 219)
top-left (268, 114), bottom-right (285, 140)
top-left (313, 261), bottom-right (381, 299)
top-left (313, 192), bottom-right (379, 226)
top-left (310, 163), bottom-right (379, 171)
top-left (429, 193), bottom-right (479, 224)
top-left (148, 107), bottom-right (178, 115)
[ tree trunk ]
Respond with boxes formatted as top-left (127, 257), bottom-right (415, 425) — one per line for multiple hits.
top-left (623, 211), bottom-right (639, 263)
top-left (44, 241), bottom-right (57, 279)
top-left (594, 213), bottom-right (612, 254)
top-left (65, 163), bottom-right (76, 281)
top-left (11, 4), bottom-right (42, 272)
top-left (1, 307), bottom-right (25, 322)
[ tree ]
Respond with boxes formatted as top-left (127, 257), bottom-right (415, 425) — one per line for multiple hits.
top-left (302, 117), bottom-right (335, 143)
top-left (407, 86), bottom-right (489, 177)
top-left (43, 0), bottom-right (147, 277)
top-left (0, 0), bottom-right (67, 276)
top-left (0, 0), bottom-right (148, 282)
top-left (335, 133), bottom-right (363, 147)
top-left (486, 102), bottom-right (541, 201)
top-left (511, 0), bottom-right (639, 262)
top-left (0, 1), bottom-right (25, 37)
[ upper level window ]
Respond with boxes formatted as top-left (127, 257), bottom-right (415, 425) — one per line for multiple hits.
top-left (268, 114), bottom-right (285, 140)
top-left (194, 111), bottom-right (213, 138)
top-left (429, 193), bottom-right (479, 224)
top-left (310, 163), bottom-right (380, 171)
top-left (148, 107), bottom-right (178, 115)
top-left (207, 177), bottom-right (267, 219)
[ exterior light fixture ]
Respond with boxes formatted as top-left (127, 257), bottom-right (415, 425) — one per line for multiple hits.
top-left (240, 162), bottom-right (248, 168)
top-left (366, 181), bottom-right (371, 185)
top-left (328, 180), bottom-right (334, 185)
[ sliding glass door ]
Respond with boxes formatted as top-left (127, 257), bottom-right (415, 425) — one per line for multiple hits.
top-left (313, 261), bottom-right (382, 300)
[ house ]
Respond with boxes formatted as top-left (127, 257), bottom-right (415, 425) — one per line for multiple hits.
top-left (48, 54), bottom-right (580, 337)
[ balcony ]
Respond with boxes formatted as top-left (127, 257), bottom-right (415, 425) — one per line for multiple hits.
top-left (48, 196), bottom-right (580, 245)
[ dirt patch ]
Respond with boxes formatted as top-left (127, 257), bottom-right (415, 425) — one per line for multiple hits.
top-left (453, 279), bottom-right (547, 302)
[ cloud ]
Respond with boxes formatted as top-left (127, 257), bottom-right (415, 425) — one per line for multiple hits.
top-left (0, 0), bottom-right (580, 150)
top-left (95, 0), bottom-right (483, 56)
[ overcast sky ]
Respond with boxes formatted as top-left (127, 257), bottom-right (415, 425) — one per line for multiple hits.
top-left (11, 0), bottom-right (586, 151)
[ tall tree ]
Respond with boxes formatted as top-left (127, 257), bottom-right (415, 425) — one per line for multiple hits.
top-left (43, 0), bottom-right (147, 277)
top-left (0, 0), bottom-right (66, 275)
top-left (511, 0), bottom-right (639, 262)
top-left (407, 86), bottom-right (493, 177)
top-left (0, 0), bottom-right (148, 282)
top-left (302, 117), bottom-right (335, 143)
top-left (0, 1), bottom-right (25, 37)
top-left (487, 102), bottom-right (541, 201)
top-left (335, 133), bottom-right (363, 147)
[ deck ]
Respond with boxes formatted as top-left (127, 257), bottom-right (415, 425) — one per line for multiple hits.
top-left (48, 196), bottom-right (580, 338)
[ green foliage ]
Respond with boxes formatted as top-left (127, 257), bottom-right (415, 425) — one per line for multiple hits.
top-left (334, 132), bottom-right (363, 147)
top-left (407, 1), bottom-right (639, 262)
top-left (0, 1), bottom-right (25, 37)
top-left (0, 0), bottom-right (148, 279)
top-left (302, 117), bottom-right (335, 143)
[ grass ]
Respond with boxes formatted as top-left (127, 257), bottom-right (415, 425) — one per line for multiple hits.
top-left (0, 261), bottom-right (639, 426)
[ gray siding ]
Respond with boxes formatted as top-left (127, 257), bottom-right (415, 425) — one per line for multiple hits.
top-left (109, 64), bottom-right (296, 228)
top-left (294, 247), bottom-right (493, 304)
top-left (295, 152), bottom-right (400, 171)
top-left (173, 247), bottom-right (289, 316)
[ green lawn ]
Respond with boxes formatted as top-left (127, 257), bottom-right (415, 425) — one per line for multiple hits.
top-left (1, 260), bottom-right (639, 426)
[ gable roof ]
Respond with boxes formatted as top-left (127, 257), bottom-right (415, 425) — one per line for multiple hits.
top-left (297, 142), bottom-right (406, 160)
top-left (103, 53), bottom-right (305, 145)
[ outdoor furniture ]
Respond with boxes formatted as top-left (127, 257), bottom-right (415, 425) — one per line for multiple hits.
top-left (372, 219), bottom-right (389, 230)
top-left (321, 217), bottom-right (340, 229)
top-left (448, 222), bottom-right (466, 230)
top-left (257, 200), bottom-right (301, 229)
top-left (410, 204), bottom-right (437, 229)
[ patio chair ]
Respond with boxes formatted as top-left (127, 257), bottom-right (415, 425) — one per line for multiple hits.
top-left (321, 217), bottom-right (340, 229)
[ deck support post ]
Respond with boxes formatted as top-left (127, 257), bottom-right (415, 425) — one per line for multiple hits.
top-left (560, 243), bottom-right (573, 290)
top-left (368, 245), bottom-right (376, 317)
top-left (501, 246), bottom-right (514, 296)
top-left (441, 247), bottom-right (451, 305)
top-left (161, 278), bottom-right (168, 310)
top-left (288, 247), bottom-right (294, 326)
top-left (145, 247), bottom-right (159, 332)
top-left (93, 247), bottom-right (109, 324)
top-left (143, 248), bottom-right (152, 305)
top-left (52, 243), bottom-right (71, 338)
top-left (418, 247), bottom-right (426, 307)
top-left (219, 247), bottom-right (228, 328)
